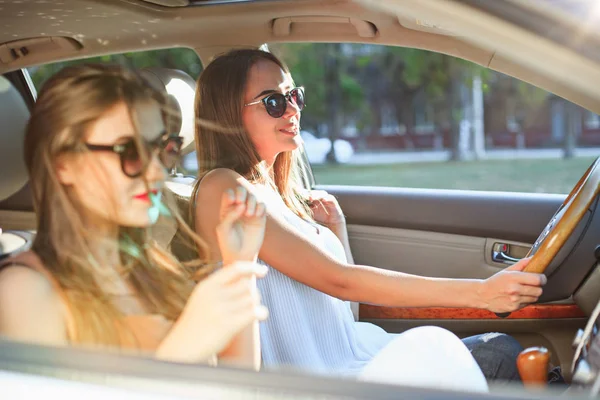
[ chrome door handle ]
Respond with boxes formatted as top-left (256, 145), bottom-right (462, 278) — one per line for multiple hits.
top-left (492, 243), bottom-right (522, 265)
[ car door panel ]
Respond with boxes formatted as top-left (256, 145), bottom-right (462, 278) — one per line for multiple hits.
top-left (317, 185), bottom-right (587, 377)
top-left (348, 224), bottom-right (519, 279)
top-left (319, 185), bottom-right (569, 282)
top-left (360, 304), bottom-right (585, 320)
top-left (322, 185), bottom-right (565, 243)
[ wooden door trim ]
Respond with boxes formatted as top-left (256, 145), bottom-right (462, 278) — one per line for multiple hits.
top-left (359, 304), bottom-right (585, 320)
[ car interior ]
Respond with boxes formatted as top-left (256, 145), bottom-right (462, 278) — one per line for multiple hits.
top-left (1, 0), bottom-right (600, 398)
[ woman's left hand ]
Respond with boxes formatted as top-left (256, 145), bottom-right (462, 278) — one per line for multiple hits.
top-left (308, 190), bottom-right (345, 228)
top-left (216, 186), bottom-right (266, 264)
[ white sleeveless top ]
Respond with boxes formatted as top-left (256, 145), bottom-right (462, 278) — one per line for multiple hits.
top-left (256, 187), bottom-right (394, 377)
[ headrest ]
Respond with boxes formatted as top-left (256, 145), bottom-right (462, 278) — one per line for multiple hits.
top-left (0, 76), bottom-right (29, 201)
top-left (139, 68), bottom-right (196, 155)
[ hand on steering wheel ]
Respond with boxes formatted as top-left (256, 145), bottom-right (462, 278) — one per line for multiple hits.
top-left (524, 158), bottom-right (600, 274)
top-left (480, 258), bottom-right (546, 313)
top-left (496, 158), bottom-right (600, 317)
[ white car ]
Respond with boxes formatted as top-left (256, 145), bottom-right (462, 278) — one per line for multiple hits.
top-left (301, 131), bottom-right (354, 164)
top-left (183, 132), bottom-right (354, 171)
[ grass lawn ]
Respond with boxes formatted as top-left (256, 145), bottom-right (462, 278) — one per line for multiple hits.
top-left (311, 157), bottom-right (597, 194)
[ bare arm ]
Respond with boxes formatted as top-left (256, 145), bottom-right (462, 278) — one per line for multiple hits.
top-left (156, 319), bottom-right (216, 364)
top-left (197, 169), bottom-right (546, 313)
top-left (0, 266), bottom-right (69, 346)
top-left (0, 261), bottom-right (265, 365)
top-left (216, 295), bottom-right (260, 369)
top-left (156, 262), bottom-right (267, 364)
top-left (327, 223), bottom-right (354, 264)
top-left (195, 179), bottom-right (264, 370)
top-left (0, 265), bottom-right (219, 362)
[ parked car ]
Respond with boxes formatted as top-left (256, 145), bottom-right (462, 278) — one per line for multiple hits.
top-left (300, 130), bottom-right (354, 164)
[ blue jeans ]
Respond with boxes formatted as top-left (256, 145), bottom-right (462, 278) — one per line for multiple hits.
top-left (461, 332), bottom-right (523, 382)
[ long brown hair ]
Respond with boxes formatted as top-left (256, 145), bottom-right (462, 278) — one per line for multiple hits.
top-left (194, 49), bottom-right (311, 219)
top-left (25, 64), bottom-right (208, 347)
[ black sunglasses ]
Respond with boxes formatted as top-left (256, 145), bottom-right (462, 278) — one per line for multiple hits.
top-left (84, 134), bottom-right (183, 178)
top-left (244, 87), bottom-right (305, 118)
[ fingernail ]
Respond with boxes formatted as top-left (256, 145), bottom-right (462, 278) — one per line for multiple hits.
top-left (256, 265), bottom-right (268, 275)
top-left (256, 305), bottom-right (269, 320)
top-left (227, 191), bottom-right (236, 202)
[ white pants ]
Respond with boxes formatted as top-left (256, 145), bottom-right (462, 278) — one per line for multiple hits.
top-left (358, 326), bottom-right (489, 393)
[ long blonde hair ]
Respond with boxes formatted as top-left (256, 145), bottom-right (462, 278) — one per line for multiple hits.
top-left (25, 64), bottom-right (208, 347)
top-left (194, 49), bottom-right (311, 219)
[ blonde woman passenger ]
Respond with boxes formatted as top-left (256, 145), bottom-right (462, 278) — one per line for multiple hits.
top-left (0, 64), bottom-right (267, 370)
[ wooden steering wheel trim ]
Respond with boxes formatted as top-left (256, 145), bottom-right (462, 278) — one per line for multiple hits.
top-left (525, 158), bottom-right (600, 274)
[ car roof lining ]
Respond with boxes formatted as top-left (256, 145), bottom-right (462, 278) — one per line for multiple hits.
top-left (0, 0), bottom-right (599, 113)
top-left (0, 0), bottom-right (487, 68)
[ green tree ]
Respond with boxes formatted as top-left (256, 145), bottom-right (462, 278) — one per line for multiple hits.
top-left (354, 47), bottom-right (488, 157)
top-left (272, 43), bottom-right (364, 139)
top-left (28, 47), bottom-right (202, 90)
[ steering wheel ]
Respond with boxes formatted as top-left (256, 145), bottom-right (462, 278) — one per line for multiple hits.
top-left (496, 157), bottom-right (600, 318)
top-left (524, 157), bottom-right (600, 274)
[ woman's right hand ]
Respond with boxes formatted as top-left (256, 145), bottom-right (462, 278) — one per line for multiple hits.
top-left (156, 261), bottom-right (268, 363)
top-left (216, 186), bottom-right (266, 264)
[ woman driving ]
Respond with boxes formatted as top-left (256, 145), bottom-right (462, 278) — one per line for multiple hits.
top-left (190, 49), bottom-right (547, 385)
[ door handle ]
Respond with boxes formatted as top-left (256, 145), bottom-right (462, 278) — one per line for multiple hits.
top-left (491, 242), bottom-right (522, 265)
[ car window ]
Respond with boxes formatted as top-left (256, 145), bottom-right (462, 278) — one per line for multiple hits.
top-left (27, 47), bottom-right (202, 92)
top-left (266, 43), bottom-right (598, 195)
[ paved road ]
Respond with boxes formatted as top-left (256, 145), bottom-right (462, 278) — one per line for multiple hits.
top-left (347, 148), bottom-right (600, 165)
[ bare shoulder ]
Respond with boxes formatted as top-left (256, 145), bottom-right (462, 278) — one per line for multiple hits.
top-left (200, 168), bottom-right (249, 190)
top-left (0, 264), bottom-right (67, 343)
top-left (196, 168), bottom-right (256, 203)
top-left (0, 264), bottom-right (54, 298)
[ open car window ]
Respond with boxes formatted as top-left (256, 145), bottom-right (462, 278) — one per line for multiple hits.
top-left (260, 43), bottom-right (600, 195)
top-left (27, 48), bottom-right (202, 93)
